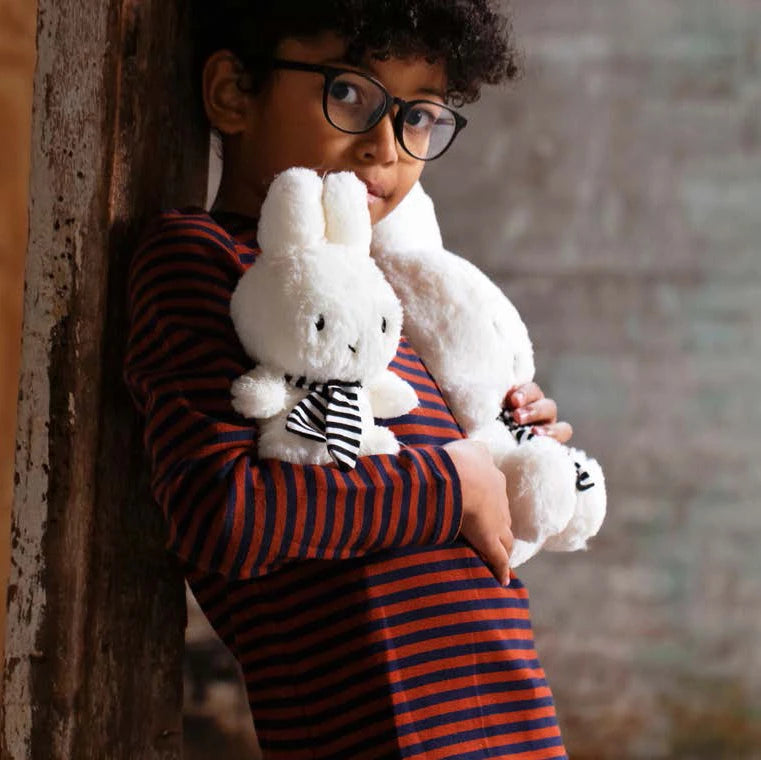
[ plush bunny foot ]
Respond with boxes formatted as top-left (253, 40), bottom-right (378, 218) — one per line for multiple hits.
top-left (497, 436), bottom-right (577, 544)
top-left (258, 424), bottom-right (334, 466)
top-left (544, 452), bottom-right (606, 552)
top-left (360, 424), bottom-right (401, 456)
top-left (509, 538), bottom-right (544, 569)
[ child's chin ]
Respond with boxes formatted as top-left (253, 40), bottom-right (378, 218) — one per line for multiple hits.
top-left (368, 196), bottom-right (392, 225)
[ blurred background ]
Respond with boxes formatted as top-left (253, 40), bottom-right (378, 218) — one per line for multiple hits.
top-left (427, 1), bottom-right (761, 757)
top-left (188, 0), bottom-right (761, 757)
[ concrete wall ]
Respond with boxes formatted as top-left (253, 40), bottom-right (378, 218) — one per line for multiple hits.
top-left (425, 0), bottom-right (761, 756)
top-left (185, 1), bottom-right (761, 756)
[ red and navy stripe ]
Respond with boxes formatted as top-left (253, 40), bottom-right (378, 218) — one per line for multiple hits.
top-left (125, 209), bottom-right (567, 759)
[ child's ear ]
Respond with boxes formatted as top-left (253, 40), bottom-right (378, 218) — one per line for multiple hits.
top-left (202, 51), bottom-right (251, 135)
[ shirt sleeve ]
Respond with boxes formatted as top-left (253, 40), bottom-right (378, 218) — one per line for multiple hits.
top-left (124, 212), bottom-right (463, 579)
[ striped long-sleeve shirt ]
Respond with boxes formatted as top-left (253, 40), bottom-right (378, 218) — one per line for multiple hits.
top-left (124, 208), bottom-right (568, 760)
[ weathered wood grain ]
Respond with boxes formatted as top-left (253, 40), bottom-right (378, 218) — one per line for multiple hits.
top-left (2, 0), bottom-right (207, 757)
top-left (0, 0), bottom-right (38, 672)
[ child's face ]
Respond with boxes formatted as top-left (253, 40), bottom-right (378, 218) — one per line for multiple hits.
top-left (209, 33), bottom-right (448, 224)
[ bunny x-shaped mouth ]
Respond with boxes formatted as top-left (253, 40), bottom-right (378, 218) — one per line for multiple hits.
top-left (348, 344), bottom-right (357, 353)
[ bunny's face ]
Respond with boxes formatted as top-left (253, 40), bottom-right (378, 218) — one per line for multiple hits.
top-left (234, 248), bottom-right (402, 382)
top-left (231, 168), bottom-right (404, 383)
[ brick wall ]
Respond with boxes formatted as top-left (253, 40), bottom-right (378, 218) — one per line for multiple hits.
top-left (185, 1), bottom-right (761, 756)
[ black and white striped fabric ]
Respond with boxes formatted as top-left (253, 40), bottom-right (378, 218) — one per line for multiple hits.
top-left (497, 408), bottom-right (595, 492)
top-left (284, 375), bottom-right (363, 471)
top-left (498, 408), bottom-right (536, 443)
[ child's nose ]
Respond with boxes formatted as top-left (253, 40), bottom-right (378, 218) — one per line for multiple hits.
top-left (357, 114), bottom-right (399, 165)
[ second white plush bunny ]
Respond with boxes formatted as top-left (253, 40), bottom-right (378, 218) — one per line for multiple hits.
top-left (372, 183), bottom-right (606, 567)
top-left (230, 168), bottom-right (418, 470)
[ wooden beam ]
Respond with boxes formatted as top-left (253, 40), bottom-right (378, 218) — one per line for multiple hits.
top-left (0, 0), bottom-right (38, 676)
top-left (2, 0), bottom-right (208, 757)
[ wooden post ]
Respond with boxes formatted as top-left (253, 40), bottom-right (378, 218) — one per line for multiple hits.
top-left (2, 1), bottom-right (207, 757)
top-left (0, 0), bottom-right (38, 672)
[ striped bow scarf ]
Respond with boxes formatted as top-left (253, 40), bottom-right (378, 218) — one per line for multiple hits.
top-left (498, 408), bottom-right (595, 492)
top-left (284, 375), bottom-right (363, 471)
top-left (498, 407), bottom-right (536, 444)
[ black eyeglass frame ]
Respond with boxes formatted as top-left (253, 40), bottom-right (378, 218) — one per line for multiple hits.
top-left (267, 58), bottom-right (468, 161)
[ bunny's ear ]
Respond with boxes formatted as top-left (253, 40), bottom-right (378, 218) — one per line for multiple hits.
top-left (257, 168), bottom-right (326, 256)
top-left (322, 172), bottom-right (372, 252)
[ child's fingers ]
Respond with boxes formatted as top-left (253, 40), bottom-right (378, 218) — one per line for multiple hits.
top-left (504, 386), bottom-right (571, 441)
top-left (503, 381), bottom-right (545, 410)
top-left (492, 540), bottom-right (512, 587)
top-left (474, 537), bottom-right (512, 587)
top-left (511, 398), bottom-right (558, 426)
top-left (501, 532), bottom-right (514, 561)
top-left (531, 422), bottom-right (574, 444)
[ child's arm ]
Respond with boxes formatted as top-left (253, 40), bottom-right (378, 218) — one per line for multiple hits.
top-left (124, 214), bottom-right (464, 580)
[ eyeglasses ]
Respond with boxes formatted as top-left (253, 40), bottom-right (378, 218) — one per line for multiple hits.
top-left (268, 58), bottom-right (467, 161)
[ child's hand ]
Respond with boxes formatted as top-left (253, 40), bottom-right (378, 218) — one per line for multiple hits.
top-left (503, 382), bottom-right (573, 443)
top-left (444, 439), bottom-right (514, 586)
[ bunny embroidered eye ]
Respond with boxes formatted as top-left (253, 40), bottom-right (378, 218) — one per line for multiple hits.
top-left (315, 315), bottom-right (325, 331)
top-left (381, 317), bottom-right (387, 333)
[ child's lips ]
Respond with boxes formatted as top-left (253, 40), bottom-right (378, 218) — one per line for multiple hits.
top-left (360, 179), bottom-right (392, 204)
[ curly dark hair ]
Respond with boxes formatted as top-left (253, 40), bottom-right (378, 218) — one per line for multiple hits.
top-left (192, 0), bottom-right (521, 107)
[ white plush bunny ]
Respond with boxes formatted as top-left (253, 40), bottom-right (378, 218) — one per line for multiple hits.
top-left (230, 168), bottom-right (418, 470)
top-left (372, 183), bottom-right (606, 567)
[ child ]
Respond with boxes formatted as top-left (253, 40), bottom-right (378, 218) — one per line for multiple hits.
top-left (125, 2), bottom-right (573, 757)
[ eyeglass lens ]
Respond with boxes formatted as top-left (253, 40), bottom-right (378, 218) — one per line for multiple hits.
top-left (325, 71), bottom-right (457, 160)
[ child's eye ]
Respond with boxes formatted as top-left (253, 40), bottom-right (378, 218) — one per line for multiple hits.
top-left (405, 106), bottom-right (438, 132)
top-left (329, 79), bottom-right (361, 105)
top-left (381, 317), bottom-right (387, 333)
top-left (315, 315), bottom-right (325, 331)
